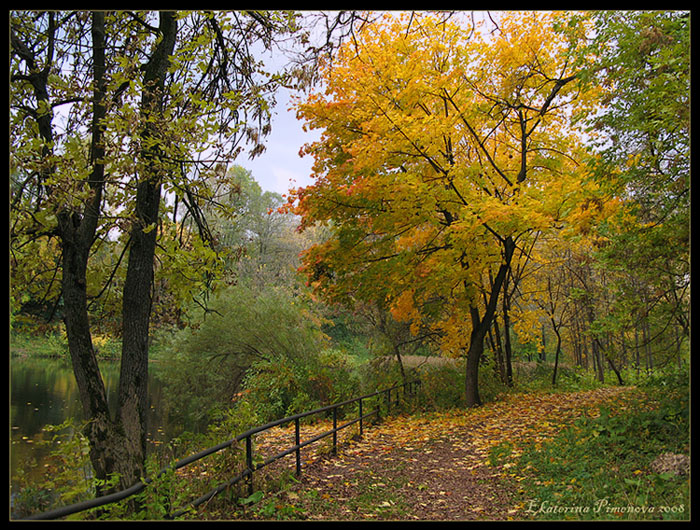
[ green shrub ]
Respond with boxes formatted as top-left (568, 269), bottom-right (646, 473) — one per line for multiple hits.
top-left (157, 281), bottom-right (331, 426)
top-left (10, 330), bottom-right (69, 359)
top-left (242, 347), bottom-right (361, 422)
top-left (414, 362), bottom-right (465, 410)
top-left (478, 356), bottom-right (511, 403)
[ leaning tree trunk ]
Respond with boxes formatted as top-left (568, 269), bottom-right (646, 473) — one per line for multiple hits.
top-left (58, 13), bottom-right (133, 492)
top-left (550, 317), bottom-right (562, 386)
top-left (61, 229), bottom-right (121, 487)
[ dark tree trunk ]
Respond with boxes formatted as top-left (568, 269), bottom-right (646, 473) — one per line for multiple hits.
top-left (602, 345), bottom-right (625, 386)
top-left (489, 317), bottom-right (507, 385)
top-left (501, 277), bottom-right (514, 387)
top-left (551, 317), bottom-right (562, 386)
top-left (117, 11), bottom-right (178, 489)
top-left (58, 13), bottom-right (130, 491)
top-left (465, 314), bottom-right (485, 407)
top-left (392, 341), bottom-right (407, 385)
top-left (61, 230), bottom-right (116, 481)
top-left (464, 236), bottom-right (515, 407)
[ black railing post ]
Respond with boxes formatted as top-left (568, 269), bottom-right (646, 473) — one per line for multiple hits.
top-left (245, 435), bottom-right (254, 496)
top-left (332, 406), bottom-right (338, 455)
top-left (294, 418), bottom-right (301, 477)
top-left (359, 398), bottom-right (363, 437)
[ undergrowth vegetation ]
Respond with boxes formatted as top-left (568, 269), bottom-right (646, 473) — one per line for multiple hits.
top-left (491, 365), bottom-right (689, 520)
top-left (13, 336), bottom-right (689, 522)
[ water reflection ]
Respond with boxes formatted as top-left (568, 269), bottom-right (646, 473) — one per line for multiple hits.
top-left (11, 358), bottom-right (98, 436)
top-left (10, 357), bottom-right (182, 490)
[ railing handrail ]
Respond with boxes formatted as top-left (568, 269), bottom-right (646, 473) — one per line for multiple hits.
top-left (237, 381), bottom-right (410, 438)
top-left (22, 379), bottom-right (421, 521)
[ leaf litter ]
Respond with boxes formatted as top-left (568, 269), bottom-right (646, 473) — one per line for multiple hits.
top-left (212, 386), bottom-right (637, 520)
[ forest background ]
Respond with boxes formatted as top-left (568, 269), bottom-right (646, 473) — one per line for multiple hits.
top-left (10, 10), bottom-right (689, 520)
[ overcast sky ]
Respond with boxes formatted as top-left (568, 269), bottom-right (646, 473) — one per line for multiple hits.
top-left (238, 11), bottom-right (492, 197)
top-left (238, 87), bottom-right (320, 198)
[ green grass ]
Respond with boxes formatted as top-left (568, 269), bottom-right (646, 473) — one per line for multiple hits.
top-left (10, 329), bottom-right (125, 360)
top-left (10, 331), bottom-right (69, 359)
top-left (493, 368), bottom-right (689, 521)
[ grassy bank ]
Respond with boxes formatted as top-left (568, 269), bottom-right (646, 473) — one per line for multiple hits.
top-left (491, 367), bottom-right (690, 520)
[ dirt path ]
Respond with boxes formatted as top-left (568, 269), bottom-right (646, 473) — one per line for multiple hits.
top-left (220, 386), bottom-right (637, 521)
top-left (274, 420), bottom-right (518, 520)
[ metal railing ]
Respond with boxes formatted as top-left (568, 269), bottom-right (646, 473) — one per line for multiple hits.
top-left (24, 379), bottom-right (421, 520)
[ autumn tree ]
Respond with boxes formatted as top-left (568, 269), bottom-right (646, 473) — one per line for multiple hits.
top-left (513, 234), bottom-right (584, 385)
top-left (568, 11), bottom-right (690, 372)
top-left (10, 10), bottom-right (301, 492)
top-left (289, 12), bottom-right (599, 406)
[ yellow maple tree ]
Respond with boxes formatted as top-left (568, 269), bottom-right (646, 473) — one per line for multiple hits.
top-left (289, 11), bottom-right (606, 406)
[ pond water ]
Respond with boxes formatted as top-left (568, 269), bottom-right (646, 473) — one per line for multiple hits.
top-left (10, 356), bottom-right (190, 493)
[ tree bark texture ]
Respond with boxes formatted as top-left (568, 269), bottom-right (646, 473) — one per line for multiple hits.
top-left (20, 12), bottom-right (137, 492)
top-left (117, 11), bottom-right (178, 489)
